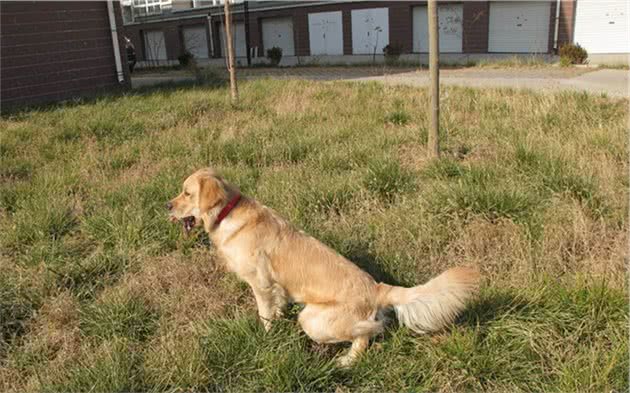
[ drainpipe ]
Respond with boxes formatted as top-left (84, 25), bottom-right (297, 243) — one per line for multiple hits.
top-left (107, 0), bottom-right (125, 83)
top-left (208, 14), bottom-right (215, 57)
top-left (553, 0), bottom-right (561, 52)
top-left (244, 0), bottom-right (251, 66)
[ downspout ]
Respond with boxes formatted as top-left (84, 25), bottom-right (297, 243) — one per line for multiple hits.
top-left (107, 0), bottom-right (125, 83)
top-left (553, 0), bottom-right (561, 52)
top-left (208, 14), bottom-right (215, 57)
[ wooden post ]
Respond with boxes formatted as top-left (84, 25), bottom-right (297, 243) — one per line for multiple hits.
top-left (427, 0), bottom-right (440, 159)
top-left (223, 0), bottom-right (238, 104)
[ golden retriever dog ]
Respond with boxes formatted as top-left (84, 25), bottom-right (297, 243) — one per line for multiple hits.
top-left (168, 168), bottom-right (480, 366)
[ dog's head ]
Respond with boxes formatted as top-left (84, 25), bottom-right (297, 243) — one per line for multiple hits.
top-left (167, 168), bottom-right (228, 234)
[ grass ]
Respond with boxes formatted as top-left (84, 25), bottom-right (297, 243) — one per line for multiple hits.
top-left (0, 79), bottom-right (627, 392)
top-left (473, 55), bottom-right (550, 68)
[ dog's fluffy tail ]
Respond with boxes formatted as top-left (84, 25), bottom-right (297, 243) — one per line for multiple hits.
top-left (376, 267), bottom-right (480, 334)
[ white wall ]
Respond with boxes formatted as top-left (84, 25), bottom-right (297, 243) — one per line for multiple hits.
top-left (574, 0), bottom-right (630, 54)
top-left (219, 22), bottom-right (247, 58)
top-left (488, 2), bottom-right (550, 53)
top-left (308, 11), bottom-right (344, 56)
top-left (413, 4), bottom-right (463, 53)
top-left (351, 8), bottom-right (389, 55)
top-left (262, 17), bottom-right (295, 56)
top-left (183, 25), bottom-right (209, 59)
top-left (144, 30), bottom-right (167, 61)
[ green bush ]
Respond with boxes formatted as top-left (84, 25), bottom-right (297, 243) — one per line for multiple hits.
top-left (383, 43), bottom-right (402, 65)
top-left (266, 46), bottom-right (283, 66)
top-left (177, 51), bottom-right (194, 67)
top-left (559, 43), bottom-right (588, 65)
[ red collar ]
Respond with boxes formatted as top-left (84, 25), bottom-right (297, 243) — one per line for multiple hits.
top-left (215, 194), bottom-right (241, 226)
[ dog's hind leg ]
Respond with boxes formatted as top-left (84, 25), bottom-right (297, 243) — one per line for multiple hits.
top-left (299, 304), bottom-right (381, 366)
top-left (337, 335), bottom-right (370, 367)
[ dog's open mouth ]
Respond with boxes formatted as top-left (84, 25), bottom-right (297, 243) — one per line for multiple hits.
top-left (182, 216), bottom-right (196, 234)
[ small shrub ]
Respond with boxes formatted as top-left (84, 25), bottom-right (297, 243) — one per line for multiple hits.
top-left (559, 56), bottom-right (573, 67)
top-left (266, 47), bottom-right (283, 66)
top-left (422, 158), bottom-right (465, 179)
top-left (385, 98), bottom-right (410, 125)
top-left (80, 293), bottom-right (158, 342)
top-left (177, 51), bottom-right (194, 67)
top-left (384, 110), bottom-right (410, 125)
top-left (559, 43), bottom-right (588, 65)
top-left (364, 159), bottom-right (414, 203)
top-left (43, 338), bottom-right (144, 392)
top-left (0, 270), bottom-right (42, 357)
top-left (383, 43), bottom-right (402, 66)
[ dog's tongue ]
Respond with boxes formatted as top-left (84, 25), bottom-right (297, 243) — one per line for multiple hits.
top-left (182, 216), bottom-right (195, 234)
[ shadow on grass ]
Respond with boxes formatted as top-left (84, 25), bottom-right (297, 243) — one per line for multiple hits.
top-left (1, 77), bottom-right (228, 118)
top-left (347, 247), bottom-right (403, 287)
top-left (457, 289), bottom-right (532, 329)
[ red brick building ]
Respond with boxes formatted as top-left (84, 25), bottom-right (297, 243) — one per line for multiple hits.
top-left (123, 0), bottom-right (581, 68)
top-left (1, 1), bottom-right (131, 110)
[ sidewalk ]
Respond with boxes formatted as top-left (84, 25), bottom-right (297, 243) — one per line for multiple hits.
top-left (131, 67), bottom-right (629, 98)
top-left (352, 68), bottom-right (629, 98)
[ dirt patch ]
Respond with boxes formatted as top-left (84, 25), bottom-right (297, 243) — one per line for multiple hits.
top-left (101, 248), bottom-right (247, 326)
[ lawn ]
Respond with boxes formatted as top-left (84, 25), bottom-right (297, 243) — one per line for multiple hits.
top-left (0, 79), bottom-right (627, 392)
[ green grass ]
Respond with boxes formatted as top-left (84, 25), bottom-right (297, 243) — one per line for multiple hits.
top-left (0, 80), bottom-right (627, 392)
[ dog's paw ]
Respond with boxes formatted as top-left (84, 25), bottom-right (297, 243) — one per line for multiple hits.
top-left (262, 318), bottom-right (273, 332)
top-left (336, 354), bottom-right (355, 368)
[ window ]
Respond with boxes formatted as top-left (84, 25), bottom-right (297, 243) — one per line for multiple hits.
top-left (132, 0), bottom-right (172, 18)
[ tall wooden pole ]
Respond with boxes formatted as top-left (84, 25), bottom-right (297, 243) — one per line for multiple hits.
top-left (427, 0), bottom-right (440, 158)
top-left (223, 0), bottom-right (238, 104)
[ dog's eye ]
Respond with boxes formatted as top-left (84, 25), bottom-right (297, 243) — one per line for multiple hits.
top-left (184, 191), bottom-right (190, 197)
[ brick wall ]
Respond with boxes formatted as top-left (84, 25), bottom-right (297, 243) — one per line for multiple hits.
top-left (557, 0), bottom-right (576, 47)
top-left (129, 0), bottom-right (560, 63)
top-left (463, 1), bottom-right (489, 53)
top-left (125, 15), bottom-right (209, 62)
top-left (1, 1), bottom-right (130, 109)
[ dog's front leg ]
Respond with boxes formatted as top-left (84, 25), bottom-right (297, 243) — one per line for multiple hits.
top-left (250, 284), bottom-right (275, 332)
top-left (243, 257), bottom-right (278, 332)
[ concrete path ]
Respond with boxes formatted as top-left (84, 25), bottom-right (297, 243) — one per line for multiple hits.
top-left (351, 68), bottom-right (628, 98)
top-left (132, 67), bottom-right (628, 98)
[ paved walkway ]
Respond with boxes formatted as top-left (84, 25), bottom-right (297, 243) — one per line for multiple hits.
top-left (132, 67), bottom-right (628, 98)
top-left (352, 68), bottom-right (629, 98)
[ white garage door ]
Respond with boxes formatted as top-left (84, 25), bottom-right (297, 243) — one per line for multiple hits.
top-left (220, 22), bottom-right (247, 58)
top-left (574, 0), bottom-right (630, 54)
top-left (351, 8), bottom-right (389, 55)
top-left (183, 25), bottom-right (209, 59)
top-left (144, 30), bottom-right (167, 61)
top-left (488, 2), bottom-right (550, 53)
top-left (308, 11), bottom-right (344, 55)
top-left (262, 17), bottom-right (295, 56)
top-left (413, 4), bottom-right (463, 53)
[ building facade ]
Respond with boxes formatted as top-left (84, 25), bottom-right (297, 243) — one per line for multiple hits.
top-left (123, 0), bottom-right (628, 68)
top-left (1, 1), bottom-right (131, 110)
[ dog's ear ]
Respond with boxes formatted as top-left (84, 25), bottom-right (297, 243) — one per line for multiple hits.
top-left (198, 176), bottom-right (227, 213)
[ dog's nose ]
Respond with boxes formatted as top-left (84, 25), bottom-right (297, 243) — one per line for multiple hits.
top-left (166, 201), bottom-right (173, 211)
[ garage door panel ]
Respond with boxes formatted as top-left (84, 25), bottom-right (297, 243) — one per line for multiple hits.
top-left (308, 11), bottom-right (343, 55)
top-left (413, 4), bottom-right (463, 53)
top-left (144, 30), bottom-right (167, 61)
top-left (351, 8), bottom-right (389, 55)
top-left (262, 17), bottom-right (295, 56)
top-left (574, 0), bottom-right (630, 54)
top-left (489, 2), bottom-right (550, 53)
top-left (183, 26), bottom-right (209, 59)
top-left (220, 23), bottom-right (247, 58)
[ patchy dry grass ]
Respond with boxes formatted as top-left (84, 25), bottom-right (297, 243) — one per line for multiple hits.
top-left (0, 80), bottom-right (627, 392)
